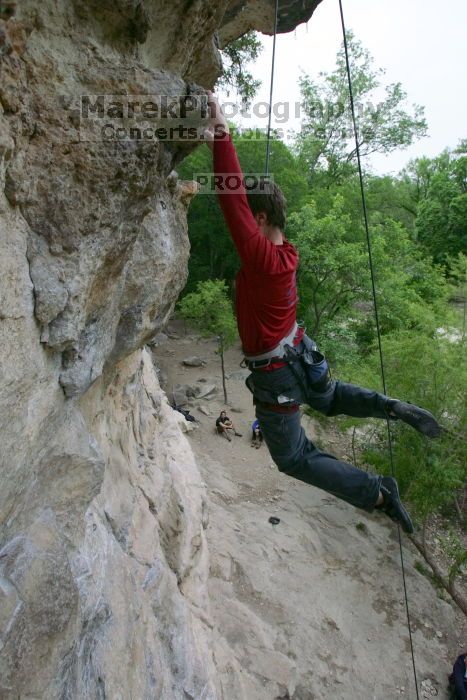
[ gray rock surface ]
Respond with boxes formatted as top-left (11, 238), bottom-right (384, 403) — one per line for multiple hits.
top-left (157, 326), bottom-right (467, 700)
top-left (0, 1), bottom-right (321, 696)
top-left (194, 383), bottom-right (218, 399)
top-left (228, 368), bottom-right (251, 381)
top-left (172, 383), bottom-right (196, 405)
top-left (0, 350), bottom-right (217, 698)
top-left (198, 405), bottom-right (212, 416)
top-left (183, 356), bottom-right (207, 367)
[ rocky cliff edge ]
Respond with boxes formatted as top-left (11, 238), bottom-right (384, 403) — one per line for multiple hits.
top-left (0, 1), bottom-right (323, 697)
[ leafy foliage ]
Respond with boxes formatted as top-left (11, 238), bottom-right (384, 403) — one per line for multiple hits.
top-left (296, 32), bottom-right (427, 185)
top-left (177, 280), bottom-right (237, 402)
top-left (287, 195), bottom-right (447, 352)
top-left (340, 332), bottom-right (466, 520)
top-left (287, 196), bottom-right (369, 339)
top-left (217, 32), bottom-right (263, 107)
top-left (404, 143), bottom-right (467, 265)
top-left (177, 279), bottom-right (237, 349)
top-left (176, 145), bottom-right (234, 291)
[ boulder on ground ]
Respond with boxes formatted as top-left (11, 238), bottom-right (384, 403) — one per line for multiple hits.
top-left (182, 356), bottom-right (206, 367)
top-left (194, 384), bottom-right (217, 399)
top-left (228, 369), bottom-right (251, 381)
top-left (172, 409), bottom-right (197, 433)
top-left (172, 383), bottom-right (196, 405)
top-left (148, 332), bottom-right (168, 347)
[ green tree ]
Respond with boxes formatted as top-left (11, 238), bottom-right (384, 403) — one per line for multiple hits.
top-left (176, 145), bottom-right (232, 289)
top-left (217, 31), bottom-right (263, 107)
top-left (235, 133), bottom-right (309, 213)
top-left (287, 196), bottom-right (369, 340)
top-left (445, 252), bottom-right (467, 341)
top-left (177, 280), bottom-right (237, 403)
top-left (367, 219), bottom-right (448, 337)
top-left (310, 174), bottom-right (417, 235)
top-left (287, 195), bottom-right (448, 356)
top-left (296, 32), bottom-right (427, 185)
top-left (447, 252), bottom-right (467, 303)
top-left (341, 331), bottom-right (466, 523)
top-left (404, 143), bottom-right (467, 265)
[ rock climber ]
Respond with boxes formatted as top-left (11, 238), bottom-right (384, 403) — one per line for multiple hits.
top-left (203, 92), bottom-right (442, 534)
top-left (215, 410), bottom-right (242, 441)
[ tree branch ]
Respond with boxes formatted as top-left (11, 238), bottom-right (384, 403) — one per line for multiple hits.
top-left (410, 531), bottom-right (467, 615)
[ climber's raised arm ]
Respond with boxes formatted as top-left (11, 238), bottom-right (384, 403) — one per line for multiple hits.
top-left (203, 90), bottom-right (229, 146)
top-left (205, 92), bottom-right (284, 273)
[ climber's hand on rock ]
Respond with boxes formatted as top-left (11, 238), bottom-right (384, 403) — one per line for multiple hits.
top-left (203, 90), bottom-right (229, 148)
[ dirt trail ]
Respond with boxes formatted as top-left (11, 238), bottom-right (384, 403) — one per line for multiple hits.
top-left (154, 321), bottom-right (466, 700)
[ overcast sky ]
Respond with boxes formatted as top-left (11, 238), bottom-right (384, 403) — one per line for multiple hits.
top-left (224, 0), bottom-right (466, 175)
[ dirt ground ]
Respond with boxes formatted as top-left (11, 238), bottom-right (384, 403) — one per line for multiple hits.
top-left (154, 320), bottom-right (466, 700)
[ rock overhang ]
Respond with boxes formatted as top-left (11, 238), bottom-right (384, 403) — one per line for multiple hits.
top-left (219, 0), bottom-right (324, 46)
top-left (0, 0), bottom-right (325, 401)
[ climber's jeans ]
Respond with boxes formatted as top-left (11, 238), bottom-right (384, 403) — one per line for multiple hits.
top-left (249, 339), bottom-right (391, 512)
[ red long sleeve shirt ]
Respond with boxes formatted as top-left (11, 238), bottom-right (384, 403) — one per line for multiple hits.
top-left (213, 136), bottom-right (299, 356)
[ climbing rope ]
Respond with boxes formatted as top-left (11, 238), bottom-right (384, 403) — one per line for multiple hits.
top-left (265, 0), bottom-right (279, 175)
top-left (337, 1), bottom-right (420, 697)
top-left (263, 2), bottom-right (421, 696)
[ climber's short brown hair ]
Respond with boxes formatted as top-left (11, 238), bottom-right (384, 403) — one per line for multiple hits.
top-left (246, 182), bottom-right (287, 230)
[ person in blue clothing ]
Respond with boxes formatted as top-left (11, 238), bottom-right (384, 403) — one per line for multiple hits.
top-left (251, 419), bottom-right (263, 448)
top-left (449, 653), bottom-right (467, 699)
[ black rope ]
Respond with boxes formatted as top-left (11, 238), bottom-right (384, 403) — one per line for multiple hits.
top-left (265, 0), bottom-right (279, 175)
top-left (337, 2), bottom-right (420, 697)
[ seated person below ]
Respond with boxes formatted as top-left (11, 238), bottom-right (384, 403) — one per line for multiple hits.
top-left (251, 419), bottom-right (263, 448)
top-left (449, 653), bottom-right (467, 700)
top-left (215, 410), bottom-right (242, 441)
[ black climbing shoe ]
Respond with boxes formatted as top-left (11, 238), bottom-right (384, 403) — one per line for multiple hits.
top-left (387, 400), bottom-right (442, 438)
top-left (377, 476), bottom-right (414, 534)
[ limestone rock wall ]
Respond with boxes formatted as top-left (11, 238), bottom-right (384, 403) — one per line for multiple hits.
top-left (1, 349), bottom-right (217, 698)
top-left (0, 0), bottom-right (321, 696)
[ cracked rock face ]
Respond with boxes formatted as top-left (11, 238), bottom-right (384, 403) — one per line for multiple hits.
top-left (0, 0), bottom-right (320, 696)
top-left (1, 0), bottom-right (322, 398)
top-left (3, 31), bottom-right (196, 396)
top-left (0, 351), bottom-right (216, 698)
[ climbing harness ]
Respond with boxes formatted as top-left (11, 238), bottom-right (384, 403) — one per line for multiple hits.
top-left (263, 2), bottom-right (421, 697)
top-left (243, 321), bottom-right (298, 362)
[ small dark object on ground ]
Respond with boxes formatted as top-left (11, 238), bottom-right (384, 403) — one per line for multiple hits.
top-left (268, 516), bottom-right (280, 525)
top-left (173, 405), bottom-right (196, 422)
